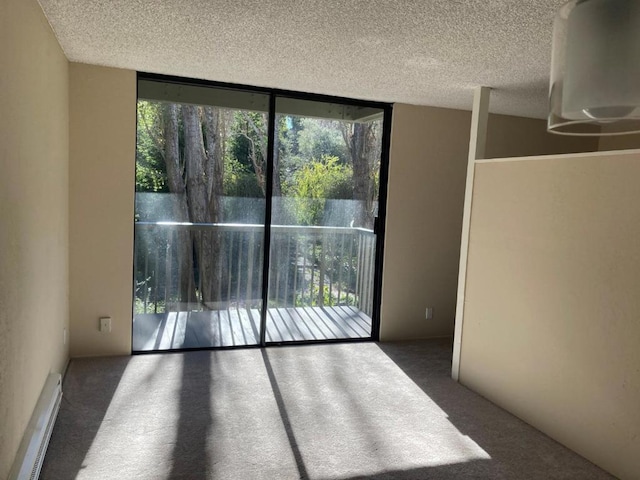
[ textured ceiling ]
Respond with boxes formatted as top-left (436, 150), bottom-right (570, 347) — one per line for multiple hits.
top-left (38, 0), bottom-right (567, 118)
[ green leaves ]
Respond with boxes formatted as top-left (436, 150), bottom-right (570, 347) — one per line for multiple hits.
top-left (287, 155), bottom-right (353, 225)
top-left (135, 101), bottom-right (167, 192)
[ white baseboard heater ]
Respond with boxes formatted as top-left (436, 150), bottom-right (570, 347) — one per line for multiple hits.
top-left (9, 373), bottom-right (63, 480)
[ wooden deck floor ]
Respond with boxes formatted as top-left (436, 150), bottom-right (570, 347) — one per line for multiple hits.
top-left (133, 306), bottom-right (372, 351)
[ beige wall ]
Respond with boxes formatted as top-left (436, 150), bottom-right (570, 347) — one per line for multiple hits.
top-left (380, 105), bottom-right (597, 341)
top-left (0, 0), bottom-right (69, 477)
top-left (69, 64), bottom-right (136, 357)
top-left (380, 104), bottom-right (471, 340)
top-left (599, 134), bottom-right (640, 152)
top-left (460, 151), bottom-right (640, 479)
top-left (487, 114), bottom-right (599, 159)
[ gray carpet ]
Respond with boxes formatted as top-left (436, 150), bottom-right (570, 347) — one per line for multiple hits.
top-left (41, 340), bottom-right (614, 479)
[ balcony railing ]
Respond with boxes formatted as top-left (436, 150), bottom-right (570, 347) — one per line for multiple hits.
top-left (133, 222), bottom-right (376, 319)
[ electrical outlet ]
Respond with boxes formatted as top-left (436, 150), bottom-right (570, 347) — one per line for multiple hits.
top-left (425, 307), bottom-right (434, 320)
top-left (99, 317), bottom-right (112, 333)
top-left (63, 328), bottom-right (67, 345)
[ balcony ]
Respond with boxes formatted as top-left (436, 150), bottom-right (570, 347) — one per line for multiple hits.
top-left (133, 222), bottom-right (376, 351)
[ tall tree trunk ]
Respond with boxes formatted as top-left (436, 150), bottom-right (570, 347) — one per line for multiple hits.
top-left (183, 105), bottom-right (217, 307)
top-left (163, 103), bottom-right (194, 306)
top-left (240, 112), bottom-right (273, 197)
top-left (347, 123), bottom-right (375, 229)
top-left (182, 106), bottom-right (209, 223)
top-left (203, 106), bottom-right (227, 304)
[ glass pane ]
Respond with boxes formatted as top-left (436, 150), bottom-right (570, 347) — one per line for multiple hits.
top-left (266, 97), bottom-right (384, 342)
top-left (133, 81), bottom-right (269, 351)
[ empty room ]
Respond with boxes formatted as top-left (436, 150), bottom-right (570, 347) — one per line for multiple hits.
top-left (1, 0), bottom-right (639, 479)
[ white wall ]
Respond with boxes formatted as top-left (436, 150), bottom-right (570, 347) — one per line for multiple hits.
top-left (0, 0), bottom-right (69, 476)
top-left (380, 105), bottom-right (597, 340)
top-left (69, 64), bottom-right (136, 357)
top-left (599, 133), bottom-right (640, 152)
top-left (460, 151), bottom-right (640, 479)
top-left (380, 104), bottom-right (471, 339)
top-left (486, 113), bottom-right (598, 159)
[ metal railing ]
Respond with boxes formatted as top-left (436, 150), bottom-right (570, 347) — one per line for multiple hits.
top-left (133, 222), bottom-right (376, 317)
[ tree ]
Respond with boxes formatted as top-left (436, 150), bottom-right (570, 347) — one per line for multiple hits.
top-left (298, 118), bottom-right (348, 165)
top-left (134, 98), bottom-right (384, 312)
top-left (180, 104), bottom-right (226, 307)
top-left (231, 111), bottom-right (288, 197)
top-left (163, 103), bottom-right (194, 303)
top-left (136, 101), bottom-right (168, 193)
top-left (135, 101), bottom-right (228, 309)
top-left (288, 155), bottom-right (353, 226)
top-left (343, 120), bottom-right (381, 229)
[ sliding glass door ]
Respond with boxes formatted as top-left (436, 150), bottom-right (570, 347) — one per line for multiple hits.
top-left (265, 97), bottom-right (384, 342)
top-left (132, 75), bottom-right (390, 352)
top-left (133, 81), bottom-right (269, 350)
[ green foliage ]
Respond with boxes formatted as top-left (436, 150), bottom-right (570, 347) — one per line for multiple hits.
top-left (286, 155), bottom-right (353, 225)
top-left (228, 129), bottom-right (253, 170)
top-left (295, 284), bottom-right (356, 308)
top-left (136, 163), bottom-right (167, 192)
top-left (223, 156), bottom-right (263, 197)
top-left (134, 296), bottom-right (166, 315)
top-left (136, 101), bottom-right (168, 192)
top-left (228, 111), bottom-right (268, 170)
top-left (297, 119), bottom-right (348, 164)
top-left (280, 115), bottom-right (303, 158)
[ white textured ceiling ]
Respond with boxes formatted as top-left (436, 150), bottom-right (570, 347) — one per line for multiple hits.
top-left (38, 0), bottom-right (567, 118)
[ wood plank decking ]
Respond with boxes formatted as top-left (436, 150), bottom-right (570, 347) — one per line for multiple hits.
top-left (133, 306), bottom-right (372, 351)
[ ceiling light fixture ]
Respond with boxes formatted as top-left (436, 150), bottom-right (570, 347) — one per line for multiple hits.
top-left (548, 0), bottom-right (640, 135)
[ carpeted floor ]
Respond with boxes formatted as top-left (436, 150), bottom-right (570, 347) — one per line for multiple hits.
top-left (41, 339), bottom-right (614, 479)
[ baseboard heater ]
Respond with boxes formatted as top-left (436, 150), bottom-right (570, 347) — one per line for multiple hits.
top-left (9, 373), bottom-right (62, 480)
